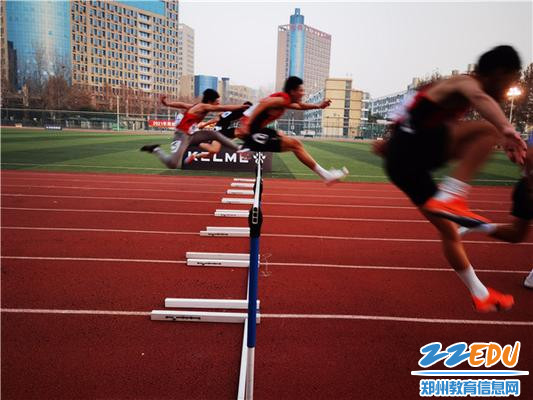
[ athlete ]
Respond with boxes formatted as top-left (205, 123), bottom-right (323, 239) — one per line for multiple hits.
top-left (460, 142), bottom-right (533, 289)
top-left (140, 89), bottom-right (249, 169)
top-left (184, 101), bottom-right (253, 164)
top-left (236, 76), bottom-right (349, 185)
top-left (376, 45), bottom-right (526, 312)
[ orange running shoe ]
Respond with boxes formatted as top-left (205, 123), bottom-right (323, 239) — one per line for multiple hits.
top-left (472, 288), bottom-right (514, 313)
top-left (423, 196), bottom-right (491, 227)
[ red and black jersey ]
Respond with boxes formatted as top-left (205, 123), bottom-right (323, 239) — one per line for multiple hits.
top-left (241, 92), bottom-right (292, 130)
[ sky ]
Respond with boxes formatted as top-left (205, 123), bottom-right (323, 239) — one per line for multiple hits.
top-left (179, 0), bottom-right (532, 97)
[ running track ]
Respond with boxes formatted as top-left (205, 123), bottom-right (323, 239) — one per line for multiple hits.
top-left (1, 170), bottom-right (532, 400)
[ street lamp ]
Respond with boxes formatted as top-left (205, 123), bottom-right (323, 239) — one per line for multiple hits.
top-left (116, 94), bottom-right (120, 131)
top-left (507, 87), bottom-right (521, 123)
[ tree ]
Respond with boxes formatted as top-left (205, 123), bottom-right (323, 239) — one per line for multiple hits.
top-left (505, 62), bottom-right (532, 132)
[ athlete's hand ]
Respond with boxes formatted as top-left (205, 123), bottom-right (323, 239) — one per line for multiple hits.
top-left (319, 99), bottom-right (332, 109)
top-left (502, 127), bottom-right (527, 165)
top-left (160, 95), bottom-right (168, 106)
top-left (372, 139), bottom-right (388, 158)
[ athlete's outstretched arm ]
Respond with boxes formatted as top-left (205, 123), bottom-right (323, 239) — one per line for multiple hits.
top-left (456, 77), bottom-right (526, 164)
top-left (287, 98), bottom-right (331, 110)
top-left (161, 95), bottom-right (193, 110)
top-left (198, 114), bottom-right (220, 129)
top-left (202, 104), bottom-right (249, 113)
top-left (240, 97), bottom-right (287, 134)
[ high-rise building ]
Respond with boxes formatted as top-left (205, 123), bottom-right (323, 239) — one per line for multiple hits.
top-left (0, 1), bottom-right (9, 86)
top-left (218, 77), bottom-right (229, 103)
top-left (178, 23), bottom-right (194, 80)
top-left (179, 74), bottom-right (194, 99)
top-left (228, 84), bottom-right (255, 104)
top-left (304, 78), bottom-right (369, 137)
top-left (2, 0), bottom-right (183, 110)
top-left (275, 8), bottom-right (331, 95)
top-left (4, 0), bottom-right (72, 90)
top-left (194, 74), bottom-right (218, 97)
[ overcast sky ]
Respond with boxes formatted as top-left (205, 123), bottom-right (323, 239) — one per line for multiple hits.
top-left (179, 1), bottom-right (532, 97)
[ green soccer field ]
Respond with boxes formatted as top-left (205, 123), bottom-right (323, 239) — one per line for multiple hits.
top-left (0, 128), bottom-right (522, 185)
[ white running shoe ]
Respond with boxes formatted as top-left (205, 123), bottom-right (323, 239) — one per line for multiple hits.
top-left (324, 167), bottom-right (349, 185)
top-left (524, 270), bottom-right (533, 289)
top-left (458, 227), bottom-right (471, 236)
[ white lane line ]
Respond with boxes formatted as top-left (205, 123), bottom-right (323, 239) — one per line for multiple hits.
top-left (0, 193), bottom-right (511, 212)
top-left (1, 308), bottom-right (531, 326)
top-left (3, 226), bottom-right (532, 245)
top-left (1, 207), bottom-right (430, 223)
top-left (1, 256), bottom-right (527, 274)
top-left (0, 184), bottom-right (510, 204)
top-left (1, 176), bottom-right (511, 197)
top-left (0, 163), bottom-right (519, 182)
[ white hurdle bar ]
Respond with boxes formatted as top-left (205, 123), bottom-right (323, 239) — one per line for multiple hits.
top-left (151, 310), bottom-right (260, 324)
top-left (200, 227), bottom-right (250, 237)
top-left (215, 209), bottom-right (249, 218)
top-left (227, 189), bottom-right (255, 195)
top-left (164, 298), bottom-right (260, 310)
top-left (186, 252), bottom-right (251, 260)
top-left (222, 198), bottom-right (254, 205)
top-left (233, 178), bottom-right (255, 182)
top-left (231, 183), bottom-right (255, 188)
top-left (186, 252), bottom-right (257, 268)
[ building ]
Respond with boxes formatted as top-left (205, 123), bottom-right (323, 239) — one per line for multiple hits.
top-left (177, 23), bottom-right (194, 80)
top-left (275, 8), bottom-right (331, 95)
top-left (179, 74), bottom-right (194, 99)
top-left (194, 74), bottom-right (218, 97)
top-left (2, 0), bottom-right (182, 111)
top-left (0, 1), bottom-right (9, 86)
top-left (304, 78), bottom-right (370, 137)
top-left (217, 77), bottom-right (230, 103)
top-left (370, 90), bottom-right (409, 120)
top-left (4, 0), bottom-right (72, 90)
top-left (228, 84), bottom-right (255, 104)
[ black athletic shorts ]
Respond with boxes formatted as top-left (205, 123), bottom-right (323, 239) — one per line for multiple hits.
top-left (218, 127), bottom-right (236, 139)
top-left (511, 178), bottom-right (533, 220)
top-left (384, 123), bottom-right (451, 206)
top-left (242, 127), bottom-right (282, 153)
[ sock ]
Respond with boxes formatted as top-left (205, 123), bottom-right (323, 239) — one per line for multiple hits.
top-left (313, 164), bottom-right (330, 180)
top-left (457, 266), bottom-right (489, 299)
top-left (434, 176), bottom-right (470, 201)
top-left (460, 223), bottom-right (498, 236)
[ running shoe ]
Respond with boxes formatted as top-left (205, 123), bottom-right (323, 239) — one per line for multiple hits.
top-left (140, 144), bottom-right (161, 153)
top-left (472, 288), bottom-right (514, 312)
top-left (424, 196), bottom-right (491, 227)
top-left (324, 167), bottom-right (349, 186)
top-left (184, 153), bottom-right (197, 164)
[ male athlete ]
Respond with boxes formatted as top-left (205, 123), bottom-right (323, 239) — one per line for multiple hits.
top-left (236, 76), bottom-right (349, 185)
top-left (184, 101), bottom-right (253, 164)
top-left (460, 141), bottom-right (533, 289)
top-left (376, 45), bottom-right (526, 312)
top-left (140, 89), bottom-right (249, 169)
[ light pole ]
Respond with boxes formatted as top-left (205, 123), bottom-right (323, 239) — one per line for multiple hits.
top-left (507, 87), bottom-right (521, 123)
top-left (116, 94), bottom-right (120, 131)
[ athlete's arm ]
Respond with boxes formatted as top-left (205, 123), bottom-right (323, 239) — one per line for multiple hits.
top-left (198, 115), bottom-right (220, 129)
top-left (287, 99), bottom-right (331, 110)
top-left (201, 104), bottom-right (249, 113)
top-left (161, 95), bottom-right (193, 110)
top-left (456, 77), bottom-right (527, 164)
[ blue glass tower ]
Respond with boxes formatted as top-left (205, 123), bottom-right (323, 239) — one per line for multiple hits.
top-left (288, 8), bottom-right (305, 79)
top-left (5, 0), bottom-right (71, 89)
top-left (194, 75), bottom-right (218, 98)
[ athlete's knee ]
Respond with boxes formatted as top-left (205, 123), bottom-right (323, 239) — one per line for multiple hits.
top-left (285, 137), bottom-right (302, 150)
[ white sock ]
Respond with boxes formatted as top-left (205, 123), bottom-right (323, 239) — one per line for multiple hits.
top-left (434, 176), bottom-right (470, 201)
top-left (461, 223), bottom-right (498, 236)
top-left (313, 164), bottom-right (330, 180)
top-left (457, 266), bottom-right (489, 299)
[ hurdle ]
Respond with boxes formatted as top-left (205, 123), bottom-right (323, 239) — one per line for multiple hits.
top-left (231, 182), bottom-right (255, 188)
top-left (151, 153), bottom-right (266, 400)
top-left (186, 251), bottom-right (257, 268)
top-left (215, 209), bottom-right (249, 218)
top-left (227, 189), bottom-right (255, 195)
top-left (222, 198), bottom-right (255, 205)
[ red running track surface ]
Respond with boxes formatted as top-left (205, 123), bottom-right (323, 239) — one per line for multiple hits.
top-left (1, 170), bottom-right (532, 400)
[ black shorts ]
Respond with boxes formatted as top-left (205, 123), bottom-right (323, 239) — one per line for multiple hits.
top-left (243, 127), bottom-right (282, 153)
top-left (218, 127), bottom-right (236, 139)
top-left (384, 123), bottom-right (451, 206)
top-left (511, 178), bottom-right (533, 220)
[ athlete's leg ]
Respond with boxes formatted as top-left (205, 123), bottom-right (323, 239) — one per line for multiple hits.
top-left (279, 135), bottom-right (348, 184)
top-left (421, 209), bottom-right (513, 311)
top-left (186, 141), bottom-right (222, 163)
top-left (424, 121), bottom-right (500, 226)
top-left (141, 131), bottom-right (191, 169)
top-left (461, 217), bottom-right (529, 243)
